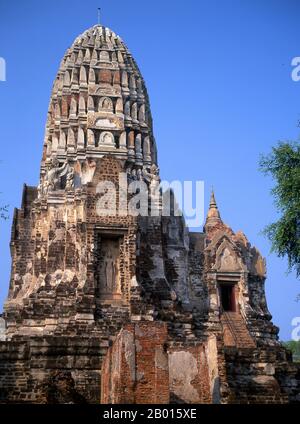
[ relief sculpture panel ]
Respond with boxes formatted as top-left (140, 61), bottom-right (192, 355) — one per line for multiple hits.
top-left (97, 237), bottom-right (121, 298)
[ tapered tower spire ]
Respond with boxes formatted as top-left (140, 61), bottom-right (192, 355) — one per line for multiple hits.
top-left (204, 188), bottom-right (222, 230)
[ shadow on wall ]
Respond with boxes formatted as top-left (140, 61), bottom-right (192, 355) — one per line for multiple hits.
top-left (37, 371), bottom-right (88, 404)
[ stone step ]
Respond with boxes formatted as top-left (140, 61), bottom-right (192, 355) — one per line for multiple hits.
top-left (221, 312), bottom-right (256, 348)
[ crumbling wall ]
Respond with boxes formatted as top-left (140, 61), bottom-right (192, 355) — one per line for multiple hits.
top-left (0, 336), bottom-right (105, 403)
top-left (101, 322), bottom-right (169, 404)
top-left (168, 345), bottom-right (211, 403)
top-left (101, 321), bottom-right (215, 404)
top-left (224, 346), bottom-right (296, 403)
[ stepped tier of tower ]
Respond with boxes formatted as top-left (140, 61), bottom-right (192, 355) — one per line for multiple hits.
top-left (40, 25), bottom-right (157, 198)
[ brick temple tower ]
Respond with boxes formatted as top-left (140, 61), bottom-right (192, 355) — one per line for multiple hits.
top-left (0, 25), bottom-right (299, 404)
top-left (4, 24), bottom-right (159, 335)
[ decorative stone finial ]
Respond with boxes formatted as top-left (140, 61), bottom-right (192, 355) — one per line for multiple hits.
top-left (204, 188), bottom-right (222, 230)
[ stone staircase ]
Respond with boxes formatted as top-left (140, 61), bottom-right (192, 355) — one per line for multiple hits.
top-left (221, 313), bottom-right (290, 403)
top-left (221, 312), bottom-right (256, 348)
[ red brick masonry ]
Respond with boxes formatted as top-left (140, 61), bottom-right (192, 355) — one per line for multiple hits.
top-left (101, 322), bottom-right (212, 404)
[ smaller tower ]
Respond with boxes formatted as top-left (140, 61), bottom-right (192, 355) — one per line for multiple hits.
top-left (204, 189), bottom-right (222, 231)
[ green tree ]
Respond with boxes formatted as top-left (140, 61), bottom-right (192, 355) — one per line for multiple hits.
top-left (259, 141), bottom-right (300, 277)
top-left (283, 340), bottom-right (300, 362)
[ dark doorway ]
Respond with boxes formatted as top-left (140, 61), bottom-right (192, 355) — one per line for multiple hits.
top-left (220, 284), bottom-right (236, 312)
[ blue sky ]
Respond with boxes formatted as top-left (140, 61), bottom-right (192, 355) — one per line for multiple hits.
top-left (0, 0), bottom-right (299, 340)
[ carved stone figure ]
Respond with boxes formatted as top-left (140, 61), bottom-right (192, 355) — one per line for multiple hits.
top-left (219, 248), bottom-right (237, 271)
top-left (99, 239), bottom-right (120, 294)
top-left (150, 164), bottom-right (160, 181)
top-left (66, 167), bottom-right (75, 190)
top-left (99, 97), bottom-right (113, 112)
top-left (99, 131), bottom-right (115, 147)
top-left (142, 164), bottom-right (160, 185)
top-left (104, 251), bottom-right (115, 291)
top-left (45, 158), bottom-right (69, 191)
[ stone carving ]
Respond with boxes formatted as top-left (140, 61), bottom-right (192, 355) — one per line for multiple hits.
top-left (143, 136), bottom-right (151, 162)
top-left (79, 66), bottom-right (87, 84)
top-left (64, 70), bottom-right (70, 86)
top-left (124, 100), bottom-right (131, 118)
top-left (89, 68), bottom-right (96, 84)
top-left (54, 103), bottom-right (61, 119)
top-left (129, 74), bottom-right (136, 90)
top-left (136, 168), bottom-right (142, 181)
top-left (130, 168), bottom-right (137, 182)
top-left (98, 97), bottom-right (113, 112)
top-left (99, 131), bottom-right (115, 147)
top-left (43, 159), bottom-right (70, 192)
top-left (126, 165), bottom-right (143, 183)
top-left (99, 239), bottom-right (120, 294)
top-left (83, 49), bottom-right (91, 62)
top-left (71, 68), bottom-right (79, 85)
top-left (52, 135), bottom-right (59, 153)
top-left (66, 167), bottom-right (75, 190)
top-left (100, 51), bottom-right (110, 62)
top-left (142, 164), bottom-right (160, 184)
top-left (77, 127), bottom-right (85, 149)
top-left (115, 98), bottom-right (123, 114)
top-left (58, 131), bottom-right (66, 152)
top-left (125, 163), bottom-right (160, 186)
top-left (122, 71), bottom-right (128, 88)
top-left (119, 131), bottom-right (127, 148)
top-left (131, 102), bottom-right (138, 121)
top-left (79, 95), bottom-right (85, 114)
top-left (126, 163), bottom-right (133, 182)
top-left (139, 104), bottom-right (146, 123)
top-left (87, 129), bottom-right (95, 146)
top-left (92, 50), bottom-right (99, 63)
top-left (76, 49), bottom-right (83, 65)
top-left (88, 95), bottom-right (94, 112)
top-left (216, 244), bottom-right (241, 272)
top-left (219, 248), bottom-right (237, 271)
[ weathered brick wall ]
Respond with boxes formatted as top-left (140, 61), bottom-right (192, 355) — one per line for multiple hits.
top-left (223, 346), bottom-right (299, 403)
top-left (168, 344), bottom-right (211, 403)
top-left (0, 341), bottom-right (33, 403)
top-left (0, 336), bottom-right (106, 403)
top-left (188, 232), bottom-right (207, 312)
top-left (276, 359), bottom-right (300, 403)
top-left (4, 156), bottom-right (136, 338)
top-left (101, 322), bottom-right (215, 404)
top-left (101, 322), bottom-right (169, 404)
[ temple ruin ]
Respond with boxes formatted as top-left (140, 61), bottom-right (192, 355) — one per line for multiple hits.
top-left (0, 24), bottom-right (299, 404)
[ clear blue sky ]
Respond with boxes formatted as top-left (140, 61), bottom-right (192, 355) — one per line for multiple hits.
top-left (0, 0), bottom-right (299, 340)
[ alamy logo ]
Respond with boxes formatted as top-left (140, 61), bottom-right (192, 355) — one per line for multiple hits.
top-left (95, 174), bottom-right (205, 228)
top-left (291, 317), bottom-right (300, 341)
top-left (291, 57), bottom-right (300, 82)
top-left (0, 57), bottom-right (6, 81)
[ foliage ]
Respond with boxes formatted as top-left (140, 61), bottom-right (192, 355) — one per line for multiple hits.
top-left (283, 340), bottom-right (300, 362)
top-left (259, 142), bottom-right (300, 277)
